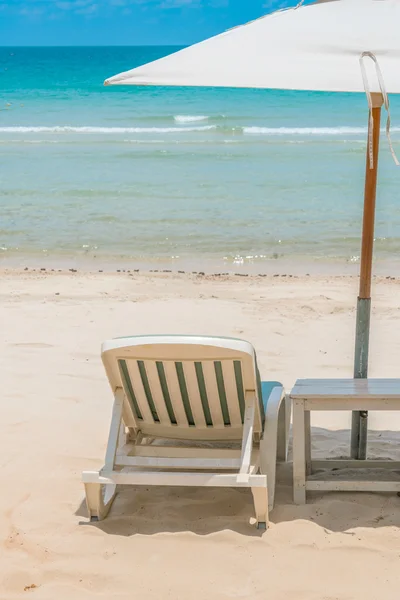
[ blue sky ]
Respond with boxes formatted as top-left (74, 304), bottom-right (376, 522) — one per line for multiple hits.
top-left (0, 0), bottom-right (303, 46)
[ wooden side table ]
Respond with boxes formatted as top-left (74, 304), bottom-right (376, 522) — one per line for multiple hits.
top-left (291, 379), bottom-right (400, 504)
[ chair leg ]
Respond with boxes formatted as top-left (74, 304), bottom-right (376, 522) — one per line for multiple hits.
top-left (251, 487), bottom-right (269, 529)
top-left (259, 429), bottom-right (277, 511)
top-left (277, 394), bottom-right (291, 462)
top-left (305, 410), bottom-right (312, 475)
top-left (84, 482), bottom-right (117, 521)
top-left (260, 385), bottom-right (289, 511)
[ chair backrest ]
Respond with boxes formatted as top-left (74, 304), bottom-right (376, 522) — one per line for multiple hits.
top-left (101, 335), bottom-right (263, 440)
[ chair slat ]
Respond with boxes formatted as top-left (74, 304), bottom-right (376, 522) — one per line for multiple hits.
top-left (126, 360), bottom-right (156, 424)
top-left (156, 362), bottom-right (177, 424)
top-left (175, 362), bottom-right (195, 425)
top-left (214, 361), bottom-right (230, 425)
top-left (137, 361), bottom-right (160, 422)
top-left (182, 361), bottom-right (207, 428)
top-left (201, 361), bottom-right (224, 427)
top-left (195, 362), bottom-right (213, 426)
top-left (142, 360), bottom-right (173, 425)
top-left (162, 361), bottom-right (189, 426)
top-left (118, 359), bottom-right (143, 420)
top-left (233, 361), bottom-right (245, 421)
top-left (221, 360), bottom-right (242, 426)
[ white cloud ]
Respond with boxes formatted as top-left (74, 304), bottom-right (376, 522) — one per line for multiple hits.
top-left (75, 2), bottom-right (97, 13)
top-left (7, 0), bottom-right (217, 18)
top-left (19, 5), bottom-right (45, 15)
top-left (55, 0), bottom-right (93, 10)
top-left (263, 0), bottom-right (293, 9)
top-left (159, 0), bottom-right (200, 8)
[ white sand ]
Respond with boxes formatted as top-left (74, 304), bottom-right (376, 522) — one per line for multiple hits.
top-left (1, 270), bottom-right (400, 599)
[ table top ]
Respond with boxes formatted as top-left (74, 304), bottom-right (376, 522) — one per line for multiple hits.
top-left (291, 378), bottom-right (400, 399)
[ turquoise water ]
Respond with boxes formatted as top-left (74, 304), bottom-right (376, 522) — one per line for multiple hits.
top-left (2, 46), bottom-right (400, 271)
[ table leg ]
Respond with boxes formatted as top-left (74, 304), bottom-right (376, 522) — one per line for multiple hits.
top-left (293, 399), bottom-right (306, 504)
top-left (305, 410), bottom-right (312, 476)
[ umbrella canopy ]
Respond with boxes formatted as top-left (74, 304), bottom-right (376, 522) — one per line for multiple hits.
top-left (105, 0), bottom-right (400, 460)
top-left (105, 0), bottom-right (400, 94)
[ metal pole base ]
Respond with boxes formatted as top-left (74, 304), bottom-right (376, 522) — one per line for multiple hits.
top-left (351, 297), bottom-right (371, 460)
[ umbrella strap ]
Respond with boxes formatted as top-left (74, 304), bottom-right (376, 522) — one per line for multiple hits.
top-left (294, 0), bottom-right (305, 8)
top-left (359, 51), bottom-right (399, 169)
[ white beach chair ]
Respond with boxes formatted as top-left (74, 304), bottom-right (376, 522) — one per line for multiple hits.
top-left (82, 335), bottom-right (290, 529)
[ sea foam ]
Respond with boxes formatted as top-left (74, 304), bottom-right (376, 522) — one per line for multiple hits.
top-left (0, 125), bottom-right (216, 134)
top-left (174, 115), bottom-right (209, 123)
top-left (243, 126), bottom-right (400, 135)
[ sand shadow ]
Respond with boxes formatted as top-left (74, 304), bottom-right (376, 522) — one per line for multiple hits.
top-left (273, 426), bottom-right (400, 531)
top-left (76, 485), bottom-right (265, 537)
top-left (76, 426), bottom-right (400, 535)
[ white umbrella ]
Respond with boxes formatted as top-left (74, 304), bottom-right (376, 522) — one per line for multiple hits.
top-left (106, 0), bottom-right (400, 93)
top-left (105, 0), bottom-right (400, 459)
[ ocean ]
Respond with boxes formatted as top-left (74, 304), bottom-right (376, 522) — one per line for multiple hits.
top-left (2, 46), bottom-right (400, 273)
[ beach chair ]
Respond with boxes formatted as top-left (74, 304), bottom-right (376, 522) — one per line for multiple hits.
top-left (82, 336), bottom-right (290, 529)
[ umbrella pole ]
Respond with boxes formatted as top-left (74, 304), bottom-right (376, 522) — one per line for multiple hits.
top-left (351, 92), bottom-right (383, 460)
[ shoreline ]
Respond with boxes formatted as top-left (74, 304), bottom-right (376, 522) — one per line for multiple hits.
top-left (3, 255), bottom-right (400, 277)
top-left (1, 266), bottom-right (399, 283)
